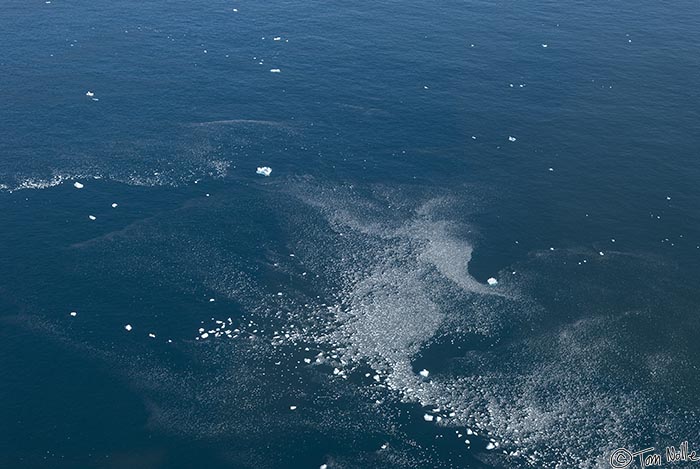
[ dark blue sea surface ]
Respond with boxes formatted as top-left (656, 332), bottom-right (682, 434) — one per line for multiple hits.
top-left (2, 0), bottom-right (700, 467)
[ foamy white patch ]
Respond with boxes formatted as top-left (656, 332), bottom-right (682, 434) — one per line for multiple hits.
top-left (256, 166), bottom-right (272, 176)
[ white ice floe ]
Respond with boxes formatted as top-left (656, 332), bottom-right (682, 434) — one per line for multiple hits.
top-left (273, 37), bottom-right (282, 41)
top-left (85, 91), bottom-right (94, 97)
top-left (124, 324), bottom-right (132, 331)
top-left (70, 311), bottom-right (77, 317)
top-left (508, 136), bottom-right (517, 142)
top-left (73, 181), bottom-right (84, 189)
top-left (148, 333), bottom-right (156, 338)
top-left (290, 405), bottom-right (297, 410)
top-left (270, 68), bottom-right (281, 73)
top-left (320, 465), bottom-right (327, 469)
top-left (419, 369), bottom-right (430, 378)
top-left (423, 414), bottom-right (434, 422)
top-left (111, 203), bottom-right (118, 208)
top-left (209, 298), bottom-right (215, 302)
top-left (542, 44), bottom-right (548, 48)
top-left (486, 442), bottom-right (496, 450)
top-left (487, 277), bottom-right (498, 286)
top-left (88, 215), bottom-right (96, 220)
top-left (256, 166), bottom-right (272, 176)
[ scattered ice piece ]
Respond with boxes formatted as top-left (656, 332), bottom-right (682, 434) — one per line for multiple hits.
top-left (599, 251), bottom-right (604, 256)
top-left (148, 333), bottom-right (156, 338)
top-left (666, 196), bottom-right (671, 200)
top-left (124, 324), bottom-right (132, 331)
top-left (548, 167), bottom-right (554, 171)
top-left (111, 203), bottom-right (118, 208)
top-left (465, 439), bottom-right (471, 445)
top-left (70, 311), bottom-right (77, 317)
top-left (419, 369), bottom-right (430, 378)
top-left (201, 333), bottom-right (209, 339)
top-left (232, 8), bottom-right (238, 11)
top-left (273, 37), bottom-right (282, 41)
top-left (542, 43), bottom-right (548, 48)
top-left (88, 215), bottom-right (96, 221)
top-left (209, 298), bottom-right (215, 302)
top-left (508, 136), bottom-right (517, 142)
top-left (256, 166), bottom-right (272, 177)
top-left (270, 68), bottom-right (281, 73)
top-left (73, 182), bottom-right (84, 189)
top-left (486, 442), bottom-right (496, 450)
top-left (487, 277), bottom-right (498, 286)
top-left (423, 414), bottom-right (434, 422)
top-left (290, 405), bottom-right (297, 410)
top-left (320, 465), bottom-right (327, 469)
top-left (85, 91), bottom-right (94, 97)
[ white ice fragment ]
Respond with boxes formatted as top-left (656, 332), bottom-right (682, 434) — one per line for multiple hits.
top-left (508, 136), bottom-right (517, 142)
top-left (548, 167), bottom-right (554, 171)
top-left (419, 369), bottom-right (430, 378)
top-left (289, 405), bottom-right (297, 410)
top-left (487, 277), bottom-right (498, 286)
top-left (73, 181), bottom-right (84, 189)
top-left (542, 44), bottom-right (548, 48)
top-left (599, 251), bottom-right (604, 256)
top-left (85, 91), bottom-right (94, 97)
top-left (270, 68), bottom-right (281, 73)
top-left (88, 215), bottom-right (96, 220)
top-left (70, 311), bottom-right (77, 317)
top-left (148, 333), bottom-right (156, 338)
top-left (273, 37), bottom-right (282, 41)
top-left (486, 442), bottom-right (496, 450)
top-left (256, 166), bottom-right (272, 176)
top-left (124, 324), bottom-right (132, 331)
top-left (320, 465), bottom-right (327, 469)
top-left (201, 333), bottom-right (209, 339)
top-left (423, 414), bottom-right (434, 422)
top-left (209, 298), bottom-right (215, 302)
top-left (111, 203), bottom-right (118, 208)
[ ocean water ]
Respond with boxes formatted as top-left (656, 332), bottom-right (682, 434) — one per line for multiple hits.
top-left (2, 0), bottom-right (700, 467)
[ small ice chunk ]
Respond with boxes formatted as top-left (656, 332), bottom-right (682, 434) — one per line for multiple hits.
top-left (209, 298), bottom-right (215, 302)
top-left (419, 369), bottom-right (430, 378)
top-left (542, 43), bottom-right (548, 48)
top-left (85, 91), bottom-right (94, 97)
top-left (111, 203), bottom-right (118, 208)
top-left (289, 405), bottom-right (297, 410)
top-left (486, 442), bottom-right (496, 450)
top-left (273, 36), bottom-right (282, 41)
top-left (599, 251), bottom-right (604, 256)
top-left (423, 414), bottom-right (434, 422)
top-left (73, 181), bottom-right (84, 189)
top-left (124, 324), bottom-right (132, 331)
top-left (508, 136), bottom-right (517, 142)
top-left (148, 333), bottom-right (156, 338)
top-left (320, 465), bottom-right (327, 469)
top-left (201, 333), bottom-right (209, 339)
top-left (88, 215), bottom-right (96, 221)
top-left (70, 311), bottom-right (77, 317)
top-left (256, 166), bottom-right (272, 176)
top-left (270, 68), bottom-right (281, 73)
top-left (487, 277), bottom-right (498, 286)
